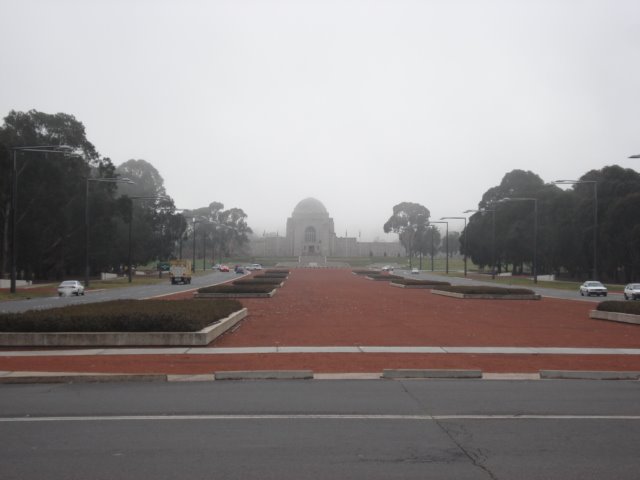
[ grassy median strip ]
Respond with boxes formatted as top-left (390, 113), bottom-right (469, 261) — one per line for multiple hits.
top-left (0, 299), bottom-right (243, 332)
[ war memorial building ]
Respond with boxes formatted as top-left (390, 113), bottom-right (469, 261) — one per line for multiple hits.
top-left (249, 197), bottom-right (405, 258)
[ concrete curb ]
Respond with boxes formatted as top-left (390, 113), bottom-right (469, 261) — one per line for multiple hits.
top-left (382, 369), bottom-right (483, 379)
top-left (214, 370), bottom-right (314, 380)
top-left (589, 310), bottom-right (640, 325)
top-left (540, 370), bottom-right (640, 380)
top-left (0, 372), bottom-right (167, 384)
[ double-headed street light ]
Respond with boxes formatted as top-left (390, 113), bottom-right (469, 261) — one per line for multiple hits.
top-left (429, 220), bottom-right (449, 274)
top-left (554, 179), bottom-right (598, 280)
top-left (498, 197), bottom-right (538, 284)
top-left (441, 216), bottom-right (467, 277)
top-left (85, 177), bottom-right (135, 288)
top-left (9, 145), bottom-right (77, 293)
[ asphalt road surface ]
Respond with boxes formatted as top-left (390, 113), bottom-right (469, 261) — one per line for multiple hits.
top-left (1, 379), bottom-right (639, 479)
top-left (0, 271), bottom-right (242, 314)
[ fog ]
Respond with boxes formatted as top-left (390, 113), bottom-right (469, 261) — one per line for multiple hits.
top-left (1, 0), bottom-right (639, 240)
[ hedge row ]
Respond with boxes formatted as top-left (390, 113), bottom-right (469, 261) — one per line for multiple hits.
top-left (255, 272), bottom-right (288, 279)
top-left (434, 285), bottom-right (535, 295)
top-left (352, 269), bottom-right (379, 275)
top-left (367, 274), bottom-right (404, 281)
top-left (265, 269), bottom-right (290, 274)
top-left (233, 278), bottom-right (283, 286)
top-left (198, 284), bottom-right (275, 294)
top-left (596, 301), bottom-right (640, 315)
top-left (0, 299), bottom-right (243, 333)
top-left (392, 279), bottom-right (451, 286)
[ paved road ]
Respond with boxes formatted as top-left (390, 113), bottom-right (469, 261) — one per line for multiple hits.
top-left (0, 271), bottom-right (243, 314)
top-left (398, 269), bottom-right (621, 303)
top-left (1, 379), bottom-right (639, 479)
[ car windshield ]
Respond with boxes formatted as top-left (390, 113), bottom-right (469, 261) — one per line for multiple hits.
top-left (631, 284), bottom-right (640, 289)
top-left (587, 282), bottom-right (603, 287)
top-left (60, 281), bottom-right (76, 286)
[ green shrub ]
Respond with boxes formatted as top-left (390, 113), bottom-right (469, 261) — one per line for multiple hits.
top-left (0, 299), bottom-right (242, 333)
top-left (198, 284), bottom-right (275, 294)
top-left (392, 279), bottom-right (451, 286)
top-left (596, 301), bottom-right (640, 315)
top-left (352, 269), bottom-right (379, 275)
top-left (254, 273), bottom-right (288, 279)
top-left (367, 274), bottom-right (405, 281)
top-left (265, 269), bottom-right (289, 274)
top-left (233, 278), bottom-right (283, 286)
top-left (435, 285), bottom-right (535, 295)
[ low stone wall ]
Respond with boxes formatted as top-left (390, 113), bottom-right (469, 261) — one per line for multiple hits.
top-left (432, 290), bottom-right (541, 300)
top-left (0, 308), bottom-right (248, 347)
top-left (589, 310), bottom-right (640, 325)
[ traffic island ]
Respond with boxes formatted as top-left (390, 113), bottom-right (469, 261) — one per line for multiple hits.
top-left (194, 284), bottom-right (277, 298)
top-left (432, 285), bottom-right (541, 300)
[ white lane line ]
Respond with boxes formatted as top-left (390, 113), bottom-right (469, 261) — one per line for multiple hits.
top-left (1, 414), bottom-right (640, 423)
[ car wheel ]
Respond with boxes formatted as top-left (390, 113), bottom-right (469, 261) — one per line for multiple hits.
top-left (603, 293), bottom-right (607, 297)
top-left (81, 291), bottom-right (85, 296)
top-left (624, 294), bottom-right (629, 300)
top-left (580, 291), bottom-right (584, 296)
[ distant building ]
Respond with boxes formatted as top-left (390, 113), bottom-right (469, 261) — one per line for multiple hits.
top-left (249, 197), bottom-right (405, 258)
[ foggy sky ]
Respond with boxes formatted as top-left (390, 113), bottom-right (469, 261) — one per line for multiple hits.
top-left (1, 0), bottom-right (639, 241)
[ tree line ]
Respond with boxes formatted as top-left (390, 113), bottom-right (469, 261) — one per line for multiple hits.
top-left (385, 167), bottom-right (640, 282)
top-left (0, 109), bottom-right (251, 282)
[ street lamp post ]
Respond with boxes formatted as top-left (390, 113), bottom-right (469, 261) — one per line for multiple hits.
top-left (192, 219), bottom-right (199, 274)
top-left (441, 216), bottom-right (468, 277)
top-left (554, 180), bottom-right (598, 279)
top-left (8, 145), bottom-right (76, 293)
top-left (430, 221), bottom-right (449, 274)
top-left (85, 177), bottom-right (135, 288)
top-left (498, 198), bottom-right (538, 284)
top-left (429, 225), bottom-right (436, 272)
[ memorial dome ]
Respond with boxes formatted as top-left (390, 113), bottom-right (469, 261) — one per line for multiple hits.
top-left (292, 197), bottom-right (329, 217)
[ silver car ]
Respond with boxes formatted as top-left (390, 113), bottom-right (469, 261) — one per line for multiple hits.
top-left (623, 283), bottom-right (640, 300)
top-left (579, 281), bottom-right (607, 297)
top-left (57, 280), bottom-right (85, 296)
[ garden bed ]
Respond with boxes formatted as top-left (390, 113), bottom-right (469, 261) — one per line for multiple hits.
top-left (590, 301), bottom-right (640, 325)
top-left (390, 279), bottom-right (452, 289)
top-left (195, 284), bottom-right (277, 298)
top-left (0, 300), bottom-right (247, 346)
top-left (432, 285), bottom-right (540, 300)
top-left (365, 274), bottom-right (404, 281)
top-left (233, 278), bottom-right (284, 287)
top-left (352, 269), bottom-right (380, 276)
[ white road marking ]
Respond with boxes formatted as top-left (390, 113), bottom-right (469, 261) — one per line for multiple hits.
top-left (1, 414), bottom-right (640, 423)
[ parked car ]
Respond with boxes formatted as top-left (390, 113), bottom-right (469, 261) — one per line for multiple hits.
top-left (219, 265), bottom-right (230, 272)
top-left (579, 281), bottom-right (607, 297)
top-left (411, 267), bottom-right (419, 274)
top-left (57, 280), bottom-right (85, 296)
top-left (623, 283), bottom-right (640, 300)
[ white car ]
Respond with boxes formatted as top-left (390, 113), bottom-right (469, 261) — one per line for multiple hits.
top-left (623, 283), bottom-right (640, 300)
top-left (411, 267), bottom-right (419, 274)
top-left (381, 265), bottom-right (394, 272)
top-left (247, 263), bottom-right (263, 271)
top-left (579, 281), bottom-right (607, 297)
top-left (57, 280), bottom-right (85, 296)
